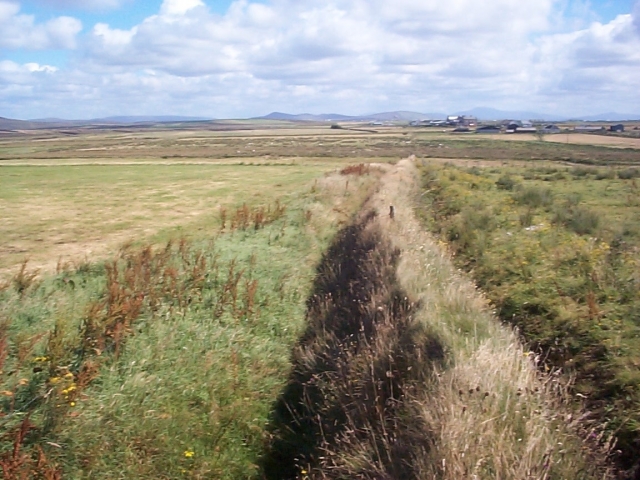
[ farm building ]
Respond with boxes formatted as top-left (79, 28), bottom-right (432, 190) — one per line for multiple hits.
top-left (446, 115), bottom-right (477, 127)
top-left (610, 124), bottom-right (625, 132)
top-left (574, 125), bottom-right (605, 132)
top-left (542, 125), bottom-right (561, 133)
top-left (476, 125), bottom-right (501, 134)
top-left (505, 120), bottom-right (536, 133)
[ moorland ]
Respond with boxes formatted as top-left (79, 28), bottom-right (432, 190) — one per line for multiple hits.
top-left (1, 121), bottom-right (639, 479)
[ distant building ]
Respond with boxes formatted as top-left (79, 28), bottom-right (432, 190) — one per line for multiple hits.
top-left (503, 120), bottom-right (537, 134)
top-left (574, 125), bottom-right (605, 132)
top-left (542, 125), bottom-right (561, 133)
top-left (476, 125), bottom-right (501, 134)
top-left (446, 115), bottom-right (477, 127)
top-left (610, 124), bottom-right (625, 132)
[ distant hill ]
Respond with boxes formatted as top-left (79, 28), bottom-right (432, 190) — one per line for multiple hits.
top-left (258, 111), bottom-right (446, 122)
top-left (260, 112), bottom-right (355, 121)
top-left (0, 115), bottom-right (214, 131)
top-left (30, 115), bottom-right (213, 124)
top-left (577, 112), bottom-right (640, 121)
top-left (0, 117), bottom-right (51, 130)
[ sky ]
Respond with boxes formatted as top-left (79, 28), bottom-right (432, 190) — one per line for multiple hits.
top-left (1, 0), bottom-right (639, 119)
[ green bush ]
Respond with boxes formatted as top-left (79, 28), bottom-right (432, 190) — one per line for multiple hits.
top-left (513, 185), bottom-right (553, 208)
top-left (595, 169), bottom-right (615, 180)
top-left (571, 166), bottom-right (592, 178)
top-left (618, 168), bottom-right (640, 179)
top-left (496, 175), bottom-right (517, 191)
top-left (552, 206), bottom-right (600, 235)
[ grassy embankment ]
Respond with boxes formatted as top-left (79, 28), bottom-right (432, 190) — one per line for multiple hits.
top-left (260, 159), bottom-right (612, 479)
top-left (417, 161), bottom-right (640, 476)
top-left (0, 157), bottom-right (378, 478)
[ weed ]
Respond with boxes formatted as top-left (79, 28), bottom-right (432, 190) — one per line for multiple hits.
top-left (11, 261), bottom-right (39, 296)
top-left (340, 163), bottom-right (370, 176)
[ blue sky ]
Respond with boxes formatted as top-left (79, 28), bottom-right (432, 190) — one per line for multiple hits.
top-left (1, 0), bottom-right (639, 119)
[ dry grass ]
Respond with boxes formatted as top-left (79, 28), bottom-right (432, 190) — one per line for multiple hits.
top-left (368, 158), bottom-right (612, 479)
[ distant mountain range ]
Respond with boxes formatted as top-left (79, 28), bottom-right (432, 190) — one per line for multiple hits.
top-left (258, 109), bottom-right (640, 122)
top-left (2, 110), bottom-right (639, 131)
top-left (258, 111), bottom-right (446, 122)
top-left (0, 115), bottom-right (213, 130)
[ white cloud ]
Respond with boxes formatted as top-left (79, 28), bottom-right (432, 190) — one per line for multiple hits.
top-left (0, 1), bottom-right (82, 49)
top-left (27, 0), bottom-right (130, 10)
top-left (160, 0), bottom-right (204, 16)
top-left (2, 0), bottom-right (639, 118)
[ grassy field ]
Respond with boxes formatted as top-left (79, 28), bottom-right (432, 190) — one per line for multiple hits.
top-left (0, 158), bottom-right (379, 478)
top-left (0, 163), bottom-right (336, 276)
top-left (1, 125), bottom-right (638, 478)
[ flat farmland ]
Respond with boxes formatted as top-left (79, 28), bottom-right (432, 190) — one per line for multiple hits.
top-left (2, 125), bottom-right (639, 277)
top-left (0, 163), bottom-right (336, 276)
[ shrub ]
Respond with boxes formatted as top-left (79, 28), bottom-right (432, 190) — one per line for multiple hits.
top-left (618, 168), bottom-right (640, 179)
top-left (519, 208), bottom-right (534, 227)
top-left (571, 166), bottom-right (592, 178)
top-left (595, 169), bottom-right (615, 180)
top-left (560, 207), bottom-right (600, 235)
top-left (568, 207), bottom-right (600, 235)
top-left (513, 185), bottom-right (553, 208)
top-left (496, 175), bottom-right (517, 191)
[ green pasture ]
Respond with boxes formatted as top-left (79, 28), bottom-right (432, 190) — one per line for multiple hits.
top-left (0, 163), bottom-right (338, 274)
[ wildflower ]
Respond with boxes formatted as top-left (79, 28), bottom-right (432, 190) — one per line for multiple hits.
top-left (1, 390), bottom-right (14, 397)
top-left (33, 356), bottom-right (49, 363)
top-left (64, 372), bottom-right (74, 379)
top-left (18, 378), bottom-right (29, 386)
top-left (184, 450), bottom-right (194, 458)
top-left (69, 402), bottom-right (76, 407)
top-left (49, 377), bottom-right (61, 384)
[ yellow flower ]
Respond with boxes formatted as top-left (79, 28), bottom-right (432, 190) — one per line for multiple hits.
top-left (69, 402), bottom-right (76, 407)
top-left (64, 372), bottom-right (74, 379)
top-left (49, 377), bottom-right (61, 384)
top-left (301, 470), bottom-right (308, 475)
top-left (184, 450), bottom-right (194, 458)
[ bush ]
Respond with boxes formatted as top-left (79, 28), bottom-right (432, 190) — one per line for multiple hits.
top-left (618, 168), bottom-right (640, 179)
top-left (566, 207), bottom-right (600, 235)
top-left (513, 186), bottom-right (553, 208)
top-left (595, 169), bottom-right (615, 180)
top-left (552, 207), bottom-right (600, 235)
top-left (496, 175), bottom-right (517, 191)
top-left (571, 166), bottom-right (592, 178)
